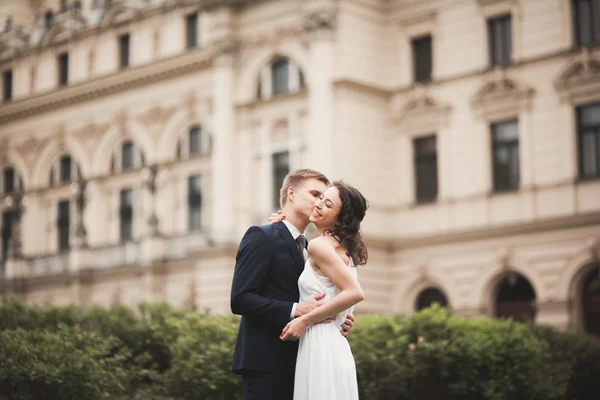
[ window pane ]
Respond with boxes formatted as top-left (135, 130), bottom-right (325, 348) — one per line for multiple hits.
top-left (489, 16), bottom-right (512, 66)
top-left (579, 103), bottom-right (600, 127)
top-left (272, 59), bottom-right (289, 95)
top-left (3, 168), bottom-right (14, 193)
top-left (272, 151), bottom-right (290, 209)
top-left (60, 156), bottom-right (72, 182)
top-left (414, 136), bottom-right (437, 202)
top-left (492, 120), bottom-right (518, 142)
top-left (582, 132), bottom-right (598, 177)
top-left (57, 200), bottom-right (70, 251)
top-left (3, 70), bottom-right (12, 101)
top-left (412, 36), bottom-right (432, 83)
top-left (188, 175), bottom-right (202, 231)
top-left (119, 34), bottom-right (130, 68)
top-left (122, 141), bottom-right (134, 170)
top-left (186, 13), bottom-right (198, 48)
top-left (575, 0), bottom-right (594, 45)
top-left (492, 120), bottom-right (520, 191)
top-left (58, 52), bottom-right (68, 86)
top-left (120, 189), bottom-right (133, 240)
top-left (189, 126), bottom-right (202, 155)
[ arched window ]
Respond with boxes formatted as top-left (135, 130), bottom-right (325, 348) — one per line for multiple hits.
top-left (415, 287), bottom-right (448, 311)
top-left (49, 155), bottom-right (81, 186)
top-left (494, 273), bottom-right (536, 322)
top-left (258, 56), bottom-right (306, 100)
top-left (582, 265), bottom-right (600, 337)
top-left (177, 125), bottom-right (211, 159)
top-left (111, 140), bottom-right (145, 173)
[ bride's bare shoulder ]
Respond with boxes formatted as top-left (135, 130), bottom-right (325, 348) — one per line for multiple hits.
top-left (307, 236), bottom-right (337, 253)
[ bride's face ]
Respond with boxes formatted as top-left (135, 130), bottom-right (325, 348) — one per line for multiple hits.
top-left (309, 186), bottom-right (342, 229)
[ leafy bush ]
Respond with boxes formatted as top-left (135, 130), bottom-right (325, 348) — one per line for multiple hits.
top-left (0, 299), bottom-right (598, 400)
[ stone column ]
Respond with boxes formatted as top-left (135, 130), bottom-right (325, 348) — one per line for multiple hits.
top-left (69, 175), bottom-right (89, 275)
top-left (140, 165), bottom-right (165, 265)
top-left (210, 7), bottom-right (237, 243)
top-left (303, 4), bottom-right (336, 177)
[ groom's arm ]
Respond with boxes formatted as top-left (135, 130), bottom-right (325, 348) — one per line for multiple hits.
top-left (230, 226), bottom-right (294, 327)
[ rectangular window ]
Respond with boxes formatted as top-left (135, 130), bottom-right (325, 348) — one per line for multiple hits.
top-left (186, 13), bottom-right (198, 48)
top-left (188, 175), bottom-right (203, 231)
top-left (3, 168), bottom-right (15, 194)
top-left (122, 141), bottom-right (134, 170)
top-left (59, 156), bottom-right (72, 182)
top-left (57, 200), bottom-right (70, 252)
top-left (189, 126), bottom-right (202, 155)
top-left (491, 119), bottom-right (520, 191)
top-left (119, 33), bottom-right (130, 68)
top-left (58, 52), bottom-right (69, 86)
top-left (271, 59), bottom-right (289, 95)
top-left (577, 103), bottom-right (600, 179)
top-left (414, 135), bottom-right (438, 203)
top-left (120, 189), bottom-right (133, 241)
top-left (412, 35), bottom-right (432, 83)
top-left (1, 211), bottom-right (13, 264)
top-left (272, 151), bottom-right (290, 209)
top-left (573, 0), bottom-right (600, 47)
top-left (488, 15), bottom-right (512, 66)
top-left (2, 70), bottom-right (12, 102)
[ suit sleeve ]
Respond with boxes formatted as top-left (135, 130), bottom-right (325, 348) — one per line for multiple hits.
top-left (230, 226), bottom-right (294, 327)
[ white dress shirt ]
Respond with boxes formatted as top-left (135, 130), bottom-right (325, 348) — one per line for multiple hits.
top-left (282, 220), bottom-right (304, 320)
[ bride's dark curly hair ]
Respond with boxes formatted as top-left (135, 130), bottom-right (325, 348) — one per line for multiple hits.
top-left (324, 181), bottom-right (369, 266)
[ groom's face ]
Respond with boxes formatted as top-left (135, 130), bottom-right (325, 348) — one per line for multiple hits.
top-left (292, 178), bottom-right (328, 220)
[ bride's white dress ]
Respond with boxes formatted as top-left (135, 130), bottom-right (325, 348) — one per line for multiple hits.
top-left (293, 258), bottom-right (359, 400)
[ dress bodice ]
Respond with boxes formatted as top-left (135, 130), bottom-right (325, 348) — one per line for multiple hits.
top-left (298, 257), bottom-right (357, 328)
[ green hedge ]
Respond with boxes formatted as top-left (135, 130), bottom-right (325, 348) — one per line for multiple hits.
top-left (0, 299), bottom-right (598, 400)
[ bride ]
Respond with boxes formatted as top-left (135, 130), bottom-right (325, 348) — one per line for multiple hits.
top-left (276, 180), bottom-right (368, 400)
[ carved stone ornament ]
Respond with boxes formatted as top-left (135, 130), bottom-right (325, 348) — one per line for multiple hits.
top-left (302, 6), bottom-right (337, 33)
top-left (472, 68), bottom-right (534, 121)
top-left (555, 48), bottom-right (600, 105)
top-left (73, 122), bottom-right (111, 155)
top-left (210, 36), bottom-right (240, 58)
top-left (136, 105), bottom-right (177, 139)
top-left (394, 85), bottom-right (451, 134)
top-left (14, 136), bottom-right (52, 166)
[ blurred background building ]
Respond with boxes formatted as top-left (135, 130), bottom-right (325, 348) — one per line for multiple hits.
top-left (0, 0), bottom-right (598, 336)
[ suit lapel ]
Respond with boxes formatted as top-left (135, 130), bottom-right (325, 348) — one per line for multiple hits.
top-left (275, 222), bottom-right (305, 274)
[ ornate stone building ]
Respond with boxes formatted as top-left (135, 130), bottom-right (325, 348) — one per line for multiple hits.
top-left (0, 0), bottom-right (599, 335)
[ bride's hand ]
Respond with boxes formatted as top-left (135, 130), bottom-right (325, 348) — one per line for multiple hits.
top-left (280, 317), bottom-right (309, 341)
top-left (267, 210), bottom-right (285, 224)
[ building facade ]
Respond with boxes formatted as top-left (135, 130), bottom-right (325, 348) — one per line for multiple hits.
top-left (0, 0), bottom-right (599, 335)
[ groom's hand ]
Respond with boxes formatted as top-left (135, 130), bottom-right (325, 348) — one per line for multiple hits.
top-left (341, 313), bottom-right (355, 337)
top-left (295, 292), bottom-right (326, 317)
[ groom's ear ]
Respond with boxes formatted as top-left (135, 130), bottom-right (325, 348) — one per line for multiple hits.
top-left (288, 187), bottom-right (295, 203)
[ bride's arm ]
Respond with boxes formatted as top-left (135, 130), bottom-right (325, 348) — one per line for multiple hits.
top-left (280, 237), bottom-right (364, 341)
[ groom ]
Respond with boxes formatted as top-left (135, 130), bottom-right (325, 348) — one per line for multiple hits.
top-left (231, 169), bottom-right (354, 400)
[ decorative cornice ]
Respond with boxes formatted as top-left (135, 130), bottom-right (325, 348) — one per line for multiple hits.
top-left (302, 6), bottom-right (337, 33)
top-left (555, 48), bottom-right (600, 105)
top-left (393, 85), bottom-right (451, 133)
top-left (0, 48), bottom-right (213, 125)
top-left (472, 67), bottom-right (534, 121)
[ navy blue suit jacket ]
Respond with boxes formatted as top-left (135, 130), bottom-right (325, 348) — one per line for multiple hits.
top-left (231, 222), bottom-right (306, 375)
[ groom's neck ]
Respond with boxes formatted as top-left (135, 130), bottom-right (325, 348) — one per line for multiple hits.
top-left (281, 208), bottom-right (309, 233)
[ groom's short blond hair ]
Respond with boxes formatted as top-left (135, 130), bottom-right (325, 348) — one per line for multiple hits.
top-left (280, 169), bottom-right (329, 208)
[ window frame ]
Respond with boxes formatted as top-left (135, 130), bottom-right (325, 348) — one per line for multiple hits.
top-left (188, 175), bottom-right (203, 231)
top-left (58, 52), bottom-right (69, 86)
top-left (577, 102), bottom-right (600, 181)
top-left (491, 119), bottom-right (520, 192)
top-left (413, 135), bottom-right (438, 204)
top-left (412, 35), bottom-right (432, 84)
top-left (119, 188), bottom-right (134, 242)
top-left (488, 14), bottom-right (512, 67)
